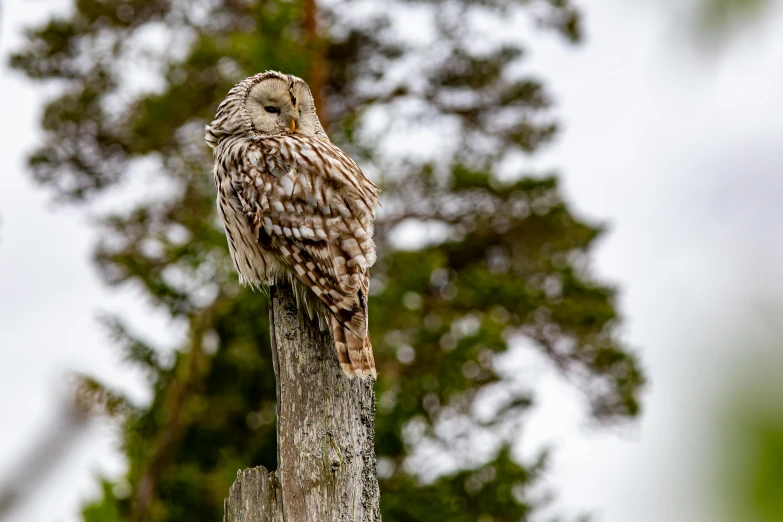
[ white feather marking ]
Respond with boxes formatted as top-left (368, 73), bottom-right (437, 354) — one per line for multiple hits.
top-left (247, 150), bottom-right (262, 170)
top-left (348, 255), bottom-right (368, 267)
top-left (300, 227), bottom-right (314, 239)
top-left (280, 174), bottom-right (295, 197)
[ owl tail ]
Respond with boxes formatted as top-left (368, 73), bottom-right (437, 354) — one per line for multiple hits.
top-left (330, 315), bottom-right (376, 379)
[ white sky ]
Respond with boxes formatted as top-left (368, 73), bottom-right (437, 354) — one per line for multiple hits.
top-left (2, 0), bottom-right (783, 521)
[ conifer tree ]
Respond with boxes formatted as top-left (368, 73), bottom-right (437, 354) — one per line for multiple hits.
top-left (11, 0), bottom-right (645, 520)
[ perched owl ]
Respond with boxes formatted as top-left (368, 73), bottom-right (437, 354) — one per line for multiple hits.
top-left (205, 71), bottom-right (379, 379)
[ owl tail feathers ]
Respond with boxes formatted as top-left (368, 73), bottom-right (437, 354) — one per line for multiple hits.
top-left (330, 315), bottom-right (376, 379)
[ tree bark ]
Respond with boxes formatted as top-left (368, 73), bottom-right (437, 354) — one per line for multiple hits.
top-left (223, 281), bottom-right (381, 522)
top-left (302, 0), bottom-right (328, 130)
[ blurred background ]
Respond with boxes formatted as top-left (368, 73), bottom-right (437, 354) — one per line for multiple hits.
top-left (1, 0), bottom-right (782, 520)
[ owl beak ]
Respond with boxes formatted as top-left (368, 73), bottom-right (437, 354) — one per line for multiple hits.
top-left (290, 118), bottom-right (296, 133)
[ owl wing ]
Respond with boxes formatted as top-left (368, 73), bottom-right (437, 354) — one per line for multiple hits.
top-left (230, 133), bottom-right (379, 338)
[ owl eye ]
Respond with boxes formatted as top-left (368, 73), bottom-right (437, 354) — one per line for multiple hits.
top-left (264, 106), bottom-right (280, 114)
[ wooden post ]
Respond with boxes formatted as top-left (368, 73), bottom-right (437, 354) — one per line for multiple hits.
top-left (223, 281), bottom-right (381, 521)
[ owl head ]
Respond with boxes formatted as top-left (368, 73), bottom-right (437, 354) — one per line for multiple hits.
top-left (206, 70), bottom-right (326, 149)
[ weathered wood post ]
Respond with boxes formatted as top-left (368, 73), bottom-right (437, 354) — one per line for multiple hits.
top-left (223, 281), bottom-right (381, 521)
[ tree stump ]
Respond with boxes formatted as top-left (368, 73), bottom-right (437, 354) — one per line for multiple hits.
top-left (223, 281), bottom-right (381, 521)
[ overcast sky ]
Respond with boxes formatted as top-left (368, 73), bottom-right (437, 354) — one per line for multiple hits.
top-left (2, 0), bottom-right (783, 521)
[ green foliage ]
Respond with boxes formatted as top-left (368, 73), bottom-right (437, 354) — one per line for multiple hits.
top-left (744, 423), bottom-right (783, 519)
top-left (382, 447), bottom-right (541, 521)
top-left (82, 480), bottom-right (122, 522)
top-left (714, 352), bottom-right (783, 522)
top-left (10, 0), bottom-right (644, 520)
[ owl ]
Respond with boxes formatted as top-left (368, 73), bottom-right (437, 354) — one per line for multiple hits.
top-left (205, 71), bottom-right (379, 379)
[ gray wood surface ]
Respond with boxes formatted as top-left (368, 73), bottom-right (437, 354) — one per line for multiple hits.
top-left (223, 466), bottom-right (279, 522)
top-left (223, 281), bottom-right (381, 521)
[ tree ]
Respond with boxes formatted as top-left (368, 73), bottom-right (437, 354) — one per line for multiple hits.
top-left (10, 0), bottom-right (645, 520)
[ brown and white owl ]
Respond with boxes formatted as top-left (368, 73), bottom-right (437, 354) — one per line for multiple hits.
top-left (205, 71), bottom-right (379, 379)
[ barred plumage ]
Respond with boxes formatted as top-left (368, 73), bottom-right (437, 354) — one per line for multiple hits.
top-left (206, 70), bottom-right (379, 378)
